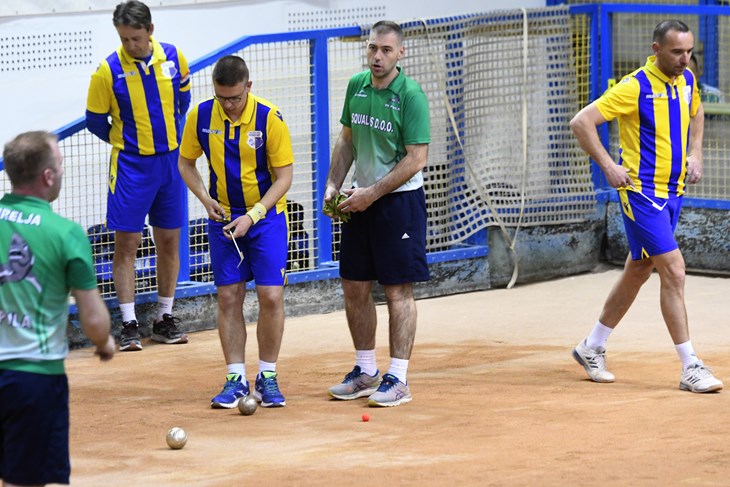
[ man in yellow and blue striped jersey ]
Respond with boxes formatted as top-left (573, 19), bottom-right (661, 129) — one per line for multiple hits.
top-left (570, 20), bottom-right (722, 393)
top-left (86, 0), bottom-right (190, 352)
top-left (178, 55), bottom-right (293, 409)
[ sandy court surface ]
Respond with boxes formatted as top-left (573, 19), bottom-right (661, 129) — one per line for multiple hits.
top-left (64, 267), bottom-right (730, 486)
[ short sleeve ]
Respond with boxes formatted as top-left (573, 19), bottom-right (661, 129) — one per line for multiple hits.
top-left (266, 108), bottom-right (294, 167)
top-left (86, 61), bottom-right (112, 115)
top-left (179, 105), bottom-right (203, 160)
top-left (402, 88), bottom-right (430, 145)
top-left (178, 48), bottom-right (191, 92)
top-left (66, 225), bottom-right (97, 291)
top-left (339, 77), bottom-right (357, 128)
top-left (594, 76), bottom-right (640, 122)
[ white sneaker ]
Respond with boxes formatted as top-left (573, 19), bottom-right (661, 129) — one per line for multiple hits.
top-left (679, 361), bottom-right (723, 393)
top-left (572, 340), bottom-right (615, 383)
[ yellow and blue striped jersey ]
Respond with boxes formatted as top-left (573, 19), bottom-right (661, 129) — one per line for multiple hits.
top-left (180, 93), bottom-right (294, 216)
top-left (595, 56), bottom-right (700, 198)
top-left (86, 37), bottom-right (190, 155)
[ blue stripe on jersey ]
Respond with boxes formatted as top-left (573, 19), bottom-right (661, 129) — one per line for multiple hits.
top-left (667, 84), bottom-right (682, 195)
top-left (109, 52), bottom-right (138, 152)
top-left (224, 122), bottom-right (246, 211)
top-left (197, 101), bottom-right (217, 201)
top-left (255, 103), bottom-right (272, 199)
top-left (141, 62), bottom-right (169, 153)
top-left (636, 71), bottom-right (657, 196)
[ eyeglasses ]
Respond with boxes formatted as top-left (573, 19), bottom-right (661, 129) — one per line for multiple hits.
top-left (214, 91), bottom-right (246, 105)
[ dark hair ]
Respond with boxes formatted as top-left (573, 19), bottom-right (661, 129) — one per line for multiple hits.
top-left (371, 20), bottom-right (403, 44)
top-left (3, 131), bottom-right (57, 187)
top-left (653, 20), bottom-right (690, 44)
top-left (212, 55), bottom-right (249, 87)
top-left (113, 1), bottom-right (152, 31)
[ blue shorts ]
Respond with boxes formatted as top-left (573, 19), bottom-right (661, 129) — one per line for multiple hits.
top-left (0, 369), bottom-right (70, 485)
top-left (619, 189), bottom-right (682, 260)
top-left (340, 188), bottom-right (430, 285)
top-left (208, 209), bottom-right (288, 287)
top-left (107, 149), bottom-right (185, 232)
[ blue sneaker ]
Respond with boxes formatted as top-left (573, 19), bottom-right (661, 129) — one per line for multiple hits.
top-left (253, 371), bottom-right (286, 407)
top-left (368, 373), bottom-right (412, 407)
top-left (211, 373), bottom-right (249, 409)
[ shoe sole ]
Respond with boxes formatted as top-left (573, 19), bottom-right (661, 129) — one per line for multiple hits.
top-left (211, 398), bottom-right (242, 409)
top-left (368, 394), bottom-right (412, 407)
top-left (120, 341), bottom-right (143, 352)
top-left (679, 382), bottom-right (724, 393)
top-left (572, 348), bottom-right (614, 383)
top-left (328, 386), bottom-right (378, 401)
top-left (252, 391), bottom-right (286, 407)
top-left (151, 333), bottom-right (189, 344)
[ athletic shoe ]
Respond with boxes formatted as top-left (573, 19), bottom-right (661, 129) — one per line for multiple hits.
top-left (328, 366), bottom-right (381, 400)
top-left (253, 371), bottom-right (286, 407)
top-left (151, 314), bottom-right (189, 344)
top-left (679, 361), bottom-right (724, 393)
top-left (211, 373), bottom-right (249, 409)
top-left (367, 373), bottom-right (412, 407)
top-left (572, 339), bottom-right (615, 383)
top-left (119, 320), bottom-right (142, 352)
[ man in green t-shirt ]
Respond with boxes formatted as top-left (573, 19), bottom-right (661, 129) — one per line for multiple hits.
top-left (325, 20), bottom-right (431, 408)
top-left (0, 131), bottom-right (115, 486)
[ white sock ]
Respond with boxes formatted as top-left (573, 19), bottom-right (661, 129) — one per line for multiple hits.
top-left (227, 363), bottom-right (246, 380)
top-left (387, 357), bottom-right (409, 383)
top-left (586, 321), bottom-right (614, 351)
top-left (157, 296), bottom-right (174, 320)
top-left (356, 349), bottom-right (377, 376)
top-left (675, 341), bottom-right (699, 370)
top-left (120, 302), bottom-right (136, 323)
top-left (259, 360), bottom-right (276, 375)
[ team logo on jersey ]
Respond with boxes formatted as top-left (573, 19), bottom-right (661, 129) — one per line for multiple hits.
top-left (0, 233), bottom-right (42, 293)
top-left (247, 131), bottom-right (264, 149)
top-left (385, 95), bottom-right (401, 111)
top-left (160, 61), bottom-right (178, 79)
top-left (682, 85), bottom-right (692, 105)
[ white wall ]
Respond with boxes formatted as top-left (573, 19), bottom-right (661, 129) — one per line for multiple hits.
top-left (0, 0), bottom-right (544, 146)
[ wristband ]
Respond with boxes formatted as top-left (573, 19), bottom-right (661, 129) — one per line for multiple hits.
top-left (246, 202), bottom-right (266, 225)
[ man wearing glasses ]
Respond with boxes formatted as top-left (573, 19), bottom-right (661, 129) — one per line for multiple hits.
top-left (178, 55), bottom-right (294, 409)
top-left (85, 0), bottom-right (190, 351)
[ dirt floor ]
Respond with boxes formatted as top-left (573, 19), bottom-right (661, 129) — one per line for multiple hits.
top-left (64, 266), bottom-right (730, 486)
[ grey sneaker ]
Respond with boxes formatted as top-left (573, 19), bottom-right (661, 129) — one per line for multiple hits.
top-left (367, 373), bottom-right (412, 407)
top-left (328, 366), bottom-right (380, 400)
top-left (680, 361), bottom-right (723, 393)
top-left (151, 314), bottom-right (189, 344)
top-left (572, 340), bottom-right (615, 383)
top-left (119, 320), bottom-right (142, 352)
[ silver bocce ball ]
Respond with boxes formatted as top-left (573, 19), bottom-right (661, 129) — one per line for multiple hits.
top-left (238, 395), bottom-right (258, 416)
top-left (166, 427), bottom-right (187, 449)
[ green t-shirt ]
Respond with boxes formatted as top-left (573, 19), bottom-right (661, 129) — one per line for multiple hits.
top-left (340, 67), bottom-right (430, 192)
top-left (0, 193), bottom-right (98, 374)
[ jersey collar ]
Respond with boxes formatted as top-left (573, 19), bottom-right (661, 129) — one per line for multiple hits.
top-left (1, 193), bottom-right (52, 209)
top-left (215, 92), bottom-right (255, 125)
top-left (645, 55), bottom-right (678, 85)
top-left (118, 36), bottom-right (166, 66)
top-left (366, 66), bottom-right (405, 91)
